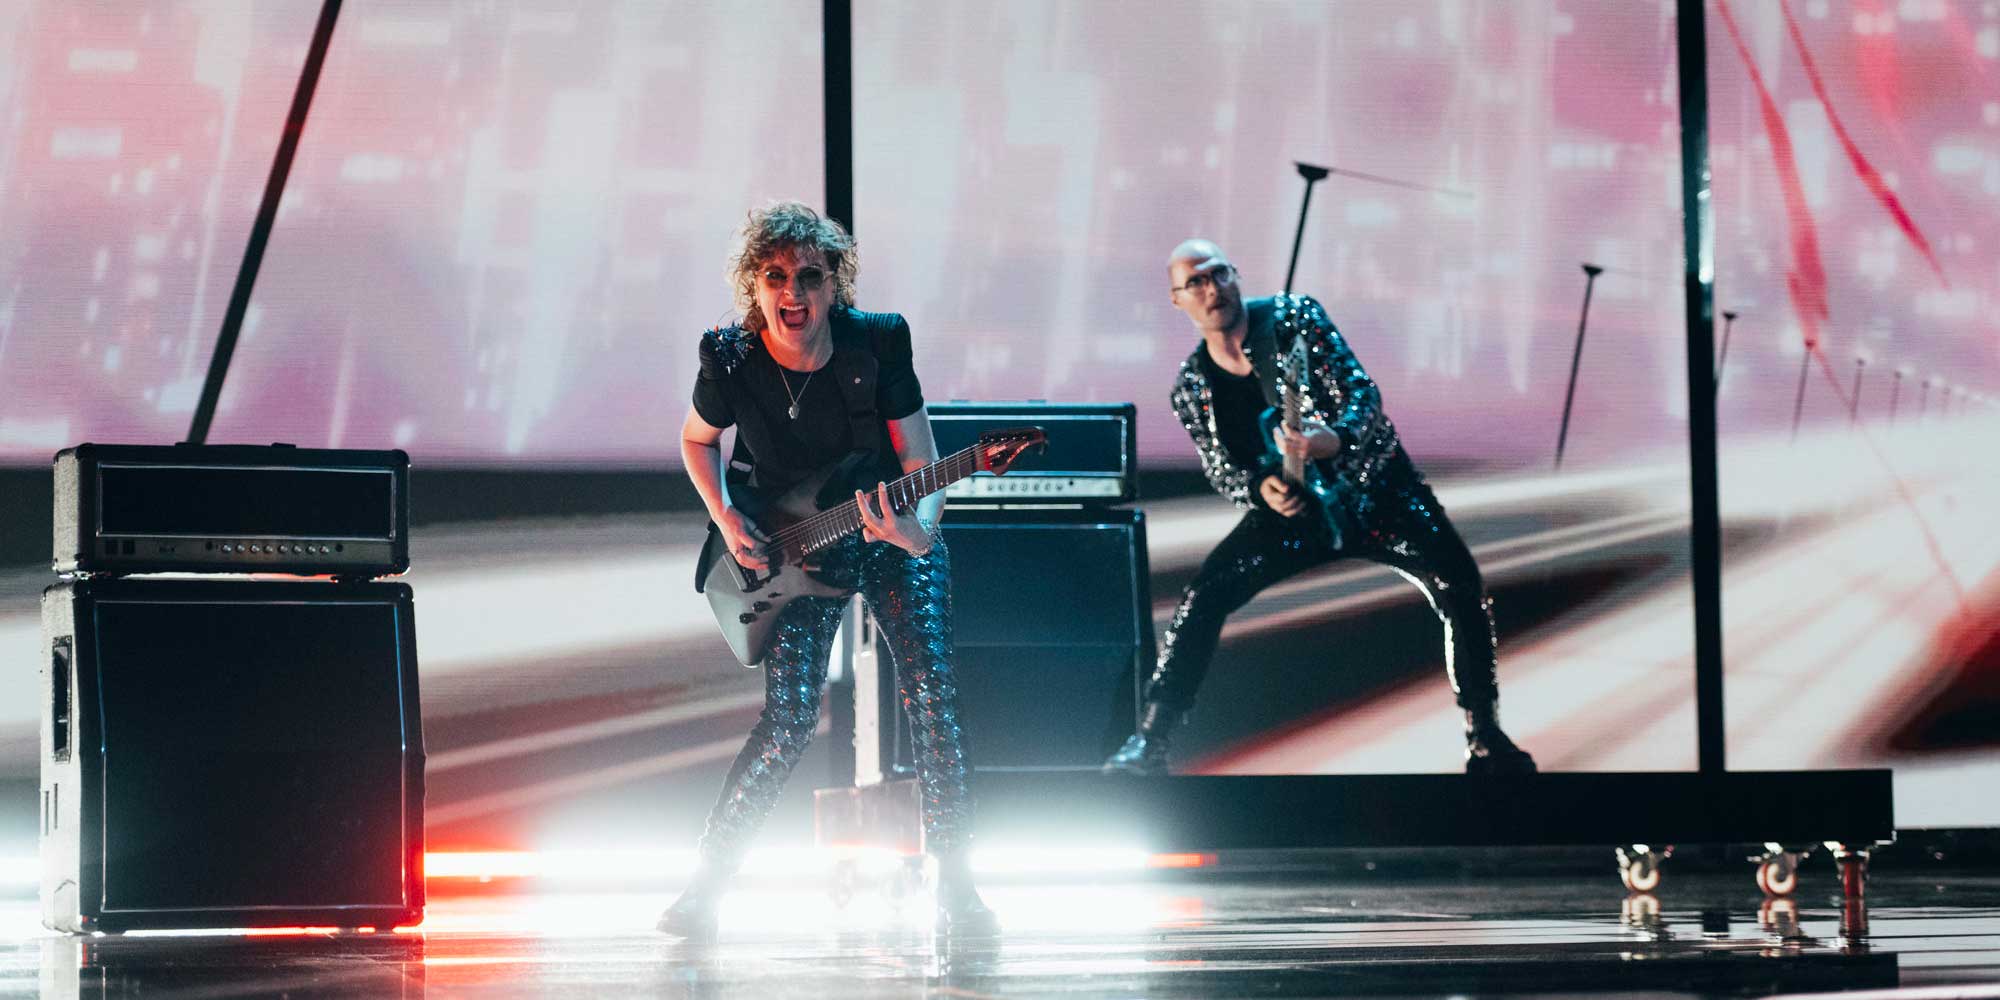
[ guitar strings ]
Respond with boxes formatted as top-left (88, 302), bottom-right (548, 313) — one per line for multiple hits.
top-left (769, 449), bottom-right (971, 555)
top-left (756, 432), bottom-right (1037, 557)
top-left (755, 445), bottom-right (982, 558)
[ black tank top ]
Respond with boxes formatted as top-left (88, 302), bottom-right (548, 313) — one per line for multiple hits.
top-left (1198, 348), bottom-right (1271, 472)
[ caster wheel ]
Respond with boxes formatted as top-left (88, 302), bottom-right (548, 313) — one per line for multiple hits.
top-left (1756, 854), bottom-right (1799, 897)
top-left (1617, 847), bottom-right (1663, 892)
top-left (1622, 861), bottom-right (1662, 892)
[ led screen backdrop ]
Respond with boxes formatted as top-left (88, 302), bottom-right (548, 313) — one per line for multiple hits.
top-left (855, 0), bottom-right (1703, 781)
top-left (1705, 0), bottom-right (2000, 821)
top-left (0, 0), bottom-right (823, 461)
top-left (852, 0), bottom-right (1999, 826)
top-left (856, 1), bottom-right (1693, 473)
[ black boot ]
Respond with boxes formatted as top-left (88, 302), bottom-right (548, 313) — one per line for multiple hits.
top-left (1464, 705), bottom-right (1537, 775)
top-left (1102, 702), bottom-right (1182, 775)
top-left (934, 852), bottom-right (1000, 937)
top-left (656, 861), bottom-right (731, 938)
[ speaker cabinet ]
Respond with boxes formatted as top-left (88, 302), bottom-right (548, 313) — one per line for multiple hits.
top-left (39, 578), bottom-right (425, 932)
top-left (856, 507), bottom-right (1153, 775)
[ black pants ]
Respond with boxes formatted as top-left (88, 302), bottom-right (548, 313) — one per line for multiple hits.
top-left (1144, 468), bottom-right (1499, 714)
top-left (694, 536), bottom-right (972, 869)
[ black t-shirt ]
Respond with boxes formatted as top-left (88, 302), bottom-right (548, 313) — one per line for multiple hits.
top-left (1198, 346), bottom-right (1272, 473)
top-left (691, 313), bottom-right (925, 489)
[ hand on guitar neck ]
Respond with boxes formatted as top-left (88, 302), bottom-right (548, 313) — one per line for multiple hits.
top-left (698, 427), bottom-right (1045, 667)
top-left (855, 481), bottom-right (934, 555)
top-left (714, 477), bottom-right (931, 575)
top-left (1272, 418), bottom-right (1342, 464)
top-left (1256, 333), bottom-right (1344, 523)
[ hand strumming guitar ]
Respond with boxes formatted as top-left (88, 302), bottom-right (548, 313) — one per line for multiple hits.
top-left (715, 505), bottom-right (772, 572)
top-left (1257, 475), bottom-right (1306, 517)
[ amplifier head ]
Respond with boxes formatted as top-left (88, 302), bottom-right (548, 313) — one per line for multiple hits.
top-left (928, 402), bottom-right (1136, 504)
top-left (54, 444), bottom-right (410, 578)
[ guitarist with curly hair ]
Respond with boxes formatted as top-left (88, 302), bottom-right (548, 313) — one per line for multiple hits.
top-left (1103, 238), bottom-right (1536, 778)
top-left (664, 201), bottom-right (997, 937)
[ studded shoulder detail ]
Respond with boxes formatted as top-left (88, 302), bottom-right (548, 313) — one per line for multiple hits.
top-left (699, 324), bottom-right (756, 378)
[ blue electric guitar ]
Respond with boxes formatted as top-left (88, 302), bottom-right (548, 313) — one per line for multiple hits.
top-left (1257, 335), bottom-right (1344, 548)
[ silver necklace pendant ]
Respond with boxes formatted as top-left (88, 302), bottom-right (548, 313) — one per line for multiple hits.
top-left (776, 364), bottom-right (816, 418)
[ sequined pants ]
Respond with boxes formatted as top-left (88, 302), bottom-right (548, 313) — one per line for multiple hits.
top-left (694, 536), bottom-right (971, 872)
top-left (1144, 467), bottom-right (1500, 714)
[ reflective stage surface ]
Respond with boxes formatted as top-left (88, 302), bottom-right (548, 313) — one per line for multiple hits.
top-left (4, 868), bottom-right (1999, 999)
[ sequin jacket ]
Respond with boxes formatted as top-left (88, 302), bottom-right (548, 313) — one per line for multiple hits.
top-left (1171, 294), bottom-right (1403, 517)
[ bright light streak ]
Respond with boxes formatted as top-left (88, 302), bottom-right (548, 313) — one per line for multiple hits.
top-left (0, 844), bottom-right (1196, 910)
top-left (423, 842), bottom-right (1185, 884)
top-left (970, 844), bottom-right (1154, 875)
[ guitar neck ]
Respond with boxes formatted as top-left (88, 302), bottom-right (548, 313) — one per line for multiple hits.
top-left (772, 446), bottom-right (983, 561)
top-left (1282, 369), bottom-right (1308, 484)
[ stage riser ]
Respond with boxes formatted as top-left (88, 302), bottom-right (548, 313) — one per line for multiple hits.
top-left (818, 771), bottom-right (1895, 852)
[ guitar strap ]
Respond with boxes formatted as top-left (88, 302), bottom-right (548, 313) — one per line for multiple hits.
top-left (828, 309), bottom-right (891, 480)
top-left (717, 308), bottom-right (892, 494)
top-left (1246, 297), bottom-right (1286, 409)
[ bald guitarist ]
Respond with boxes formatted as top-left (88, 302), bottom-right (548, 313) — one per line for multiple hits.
top-left (1103, 238), bottom-right (1537, 777)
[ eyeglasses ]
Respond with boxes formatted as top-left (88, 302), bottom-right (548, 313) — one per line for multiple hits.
top-left (760, 265), bottom-right (829, 292)
top-left (1172, 264), bottom-right (1236, 296)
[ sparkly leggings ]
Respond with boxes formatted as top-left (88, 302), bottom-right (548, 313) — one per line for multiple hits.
top-left (694, 536), bottom-right (971, 871)
top-left (1144, 470), bottom-right (1499, 714)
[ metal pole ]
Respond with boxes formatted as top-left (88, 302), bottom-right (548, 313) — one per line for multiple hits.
top-left (1714, 310), bottom-right (1737, 388)
top-left (1888, 371), bottom-right (1902, 424)
top-left (1849, 357), bottom-right (1865, 425)
top-left (186, 0), bottom-right (344, 445)
top-left (1790, 347), bottom-right (1813, 441)
top-left (823, 0), bottom-right (856, 790)
top-left (1282, 162), bottom-right (1331, 297)
top-left (1553, 263), bottom-right (1603, 469)
top-left (823, 0), bottom-right (853, 234)
top-left (1678, 0), bottom-right (1725, 777)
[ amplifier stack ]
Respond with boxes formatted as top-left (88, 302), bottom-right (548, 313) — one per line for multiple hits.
top-left (40, 444), bottom-right (425, 933)
top-left (844, 402), bottom-right (1155, 782)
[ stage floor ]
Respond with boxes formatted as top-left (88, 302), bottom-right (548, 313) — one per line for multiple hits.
top-left (3, 869), bottom-right (1998, 998)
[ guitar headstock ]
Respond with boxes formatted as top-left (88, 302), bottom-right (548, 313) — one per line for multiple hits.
top-left (1282, 335), bottom-right (1311, 380)
top-left (973, 427), bottom-right (1047, 475)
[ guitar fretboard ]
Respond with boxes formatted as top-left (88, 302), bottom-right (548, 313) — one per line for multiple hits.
top-left (1281, 341), bottom-right (1310, 484)
top-left (767, 446), bottom-right (985, 560)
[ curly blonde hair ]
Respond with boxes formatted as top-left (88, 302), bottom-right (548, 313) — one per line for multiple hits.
top-left (728, 201), bottom-right (858, 331)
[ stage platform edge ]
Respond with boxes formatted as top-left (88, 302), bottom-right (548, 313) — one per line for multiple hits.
top-left (813, 770), bottom-right (1894, 856)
